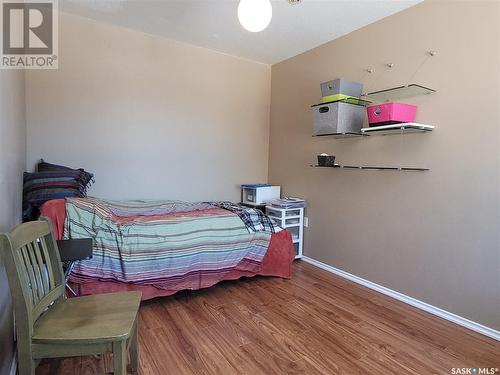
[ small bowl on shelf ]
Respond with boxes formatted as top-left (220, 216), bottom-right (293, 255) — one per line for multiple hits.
top-left (317, 154), bottom-right (336, 167)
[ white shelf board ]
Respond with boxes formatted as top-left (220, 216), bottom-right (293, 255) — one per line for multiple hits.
top-left (361, 123), bottom-right (434, 136)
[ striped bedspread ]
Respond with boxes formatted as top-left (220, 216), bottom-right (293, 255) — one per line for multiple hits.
top-left (64, 198), bottom-right (273, 291)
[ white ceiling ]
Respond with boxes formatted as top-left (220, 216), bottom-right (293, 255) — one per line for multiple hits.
top-left (61, 0), bottom-right (421, 64)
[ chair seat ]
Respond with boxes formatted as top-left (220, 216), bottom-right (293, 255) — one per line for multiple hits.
top-left (33, 291), bottom-right (141, 345)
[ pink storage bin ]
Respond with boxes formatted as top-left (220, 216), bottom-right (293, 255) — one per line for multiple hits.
top-left (367, 102), bottom-right (417, 126)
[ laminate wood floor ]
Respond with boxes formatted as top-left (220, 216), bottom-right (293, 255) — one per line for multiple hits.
top-left (37, 261), bottom-right (499, 375)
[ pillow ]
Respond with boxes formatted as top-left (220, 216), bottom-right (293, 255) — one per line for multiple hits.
top-left (37, 159), bottom-right (94, 187)
top-left (23, 161), bottom-right (95, 221)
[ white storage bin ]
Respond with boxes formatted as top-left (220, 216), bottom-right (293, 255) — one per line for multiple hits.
top-left (242, 186), bottom-right (280, 206)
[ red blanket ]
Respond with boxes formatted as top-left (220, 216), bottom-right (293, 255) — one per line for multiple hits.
top-left (41, 199), bottom-right (295, 300)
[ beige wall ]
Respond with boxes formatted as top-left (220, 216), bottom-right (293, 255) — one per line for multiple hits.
top-left (269, 1), bottom-right (500, 330)
top-left (26, 13), bottom-right (271, 202)
top-left (0, 70), bottom-right (26, 374)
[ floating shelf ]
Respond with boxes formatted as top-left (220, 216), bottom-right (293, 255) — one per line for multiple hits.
top-left (313, 123), bottom-right (434, 138)
top-left (314, 132), bottom-right (366, 139)
top-left (362, 84), bottom-right (436, 102)
top-left (361, 123), bottom-right (434, 136)
top-left (311, 97), bottom-right (372, 108)
top-left (311, 165), bottom-right (429, 172)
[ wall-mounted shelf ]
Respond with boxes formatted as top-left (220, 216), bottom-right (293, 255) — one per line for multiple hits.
top-left (314, 132), bottom-right (366, 139)
top-left (361, 123), bottom-right (434, 136)
top-left (311, 97), bottom-right (372, 108)
top-left (314, 123), bottom-right (434, 138)
top-left (311, 80), bottom-right (435, 170)
top-left (311, 165), bottom-right (429, 172)
top-left (362, 84), bottom-right (436, 102)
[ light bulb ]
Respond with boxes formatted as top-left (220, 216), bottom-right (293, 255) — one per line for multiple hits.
top-left (238, 0), bottom-right (273, 33)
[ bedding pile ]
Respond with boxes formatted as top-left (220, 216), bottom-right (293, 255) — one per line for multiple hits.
top-left (64, 198), bottom-right (276, 291)
top-left (23, 160), bottom-right (94, 221)
top-left (209, 201), bottom-right (278, 233)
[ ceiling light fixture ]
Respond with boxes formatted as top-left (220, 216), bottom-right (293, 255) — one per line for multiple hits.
top-left (238, 0), bottom-right (273, 33)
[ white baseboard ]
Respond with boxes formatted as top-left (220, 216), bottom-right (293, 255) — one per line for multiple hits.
top-left (301, 256), bottom-right (500, 341)
top-left (9, 353), bottom-right (17, 375)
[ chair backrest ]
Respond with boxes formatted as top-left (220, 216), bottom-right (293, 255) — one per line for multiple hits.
top-left (0, 218), bottom-right (65, 340)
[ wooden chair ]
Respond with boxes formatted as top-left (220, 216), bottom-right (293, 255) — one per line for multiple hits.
top-left (0, 218), bottom-right (142, 375)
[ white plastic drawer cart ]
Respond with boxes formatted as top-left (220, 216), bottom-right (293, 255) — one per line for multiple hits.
top-left (265, 206), bottom-right (304, 259)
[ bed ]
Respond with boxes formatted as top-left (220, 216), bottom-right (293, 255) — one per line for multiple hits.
top-left (40, 198), bottom-right (295, 300)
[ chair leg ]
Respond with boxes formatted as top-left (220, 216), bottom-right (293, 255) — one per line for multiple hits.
top-left (129, 322), bottom-right (139, 373)
top-left (113, 340), bottom-right (127, 375)
top-left (17, 349), bottom-right (35, 375)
